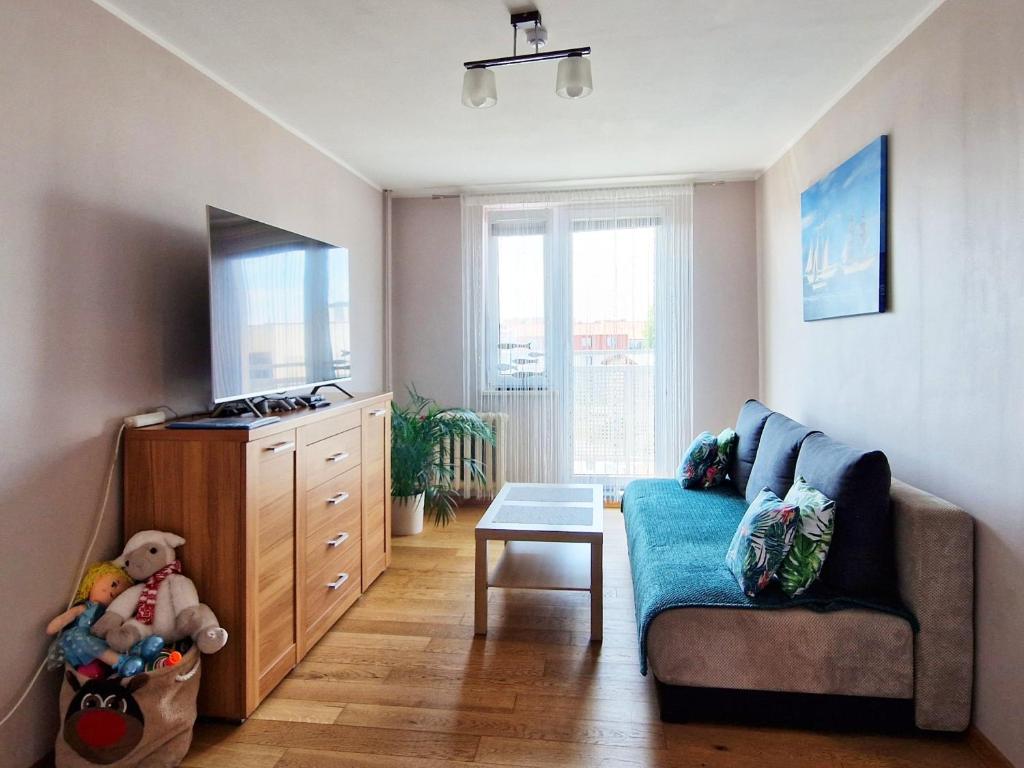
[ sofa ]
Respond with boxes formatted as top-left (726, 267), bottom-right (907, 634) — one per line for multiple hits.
top-left (622, 400), bottom-right (974, 731)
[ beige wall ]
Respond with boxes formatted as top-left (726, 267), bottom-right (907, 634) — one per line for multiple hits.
top-left (392, 197), bottom-right (463, 406)
top-left (391, 182), bottom-right (759, 423)
top-left (0, 1), bottom-right (383, 764)
top-left (693, 182), bottom-right (759, 429)
top-left (756, 0), bottom-right (1023, 762)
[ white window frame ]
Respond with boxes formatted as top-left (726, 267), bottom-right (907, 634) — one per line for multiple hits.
top-left (482, 202), bottom-right (664, 393)
top-left (484, 207), bottom-right (557, 390)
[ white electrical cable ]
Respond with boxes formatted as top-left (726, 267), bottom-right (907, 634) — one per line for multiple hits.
top-left (0, 424), bottom-right (126, 729)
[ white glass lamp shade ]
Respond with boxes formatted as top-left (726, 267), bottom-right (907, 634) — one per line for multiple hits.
top-left (462, 67), bottom-right (497, 108)
top-left (555, 54), bottom-right (592, 99)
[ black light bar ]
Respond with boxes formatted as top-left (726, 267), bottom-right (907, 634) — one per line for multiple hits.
top-left (464, 46), bottom-right (592, 70)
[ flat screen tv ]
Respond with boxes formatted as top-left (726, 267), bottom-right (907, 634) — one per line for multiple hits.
top-left (207, 206), bottom-right (351, 403)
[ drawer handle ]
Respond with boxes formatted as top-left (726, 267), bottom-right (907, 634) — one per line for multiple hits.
top-left (326, 573), bottom-right (349, 590)
top-left (326, 532), bottom-right (350, 548)
top-left (327, 491), bottom-right (350, 505)
top-left (326, 451), bottom-right (350, 463)
top-left (265, 441), bottom-right (295, 454)
top-left (369, 408), bottom-right (386, 417)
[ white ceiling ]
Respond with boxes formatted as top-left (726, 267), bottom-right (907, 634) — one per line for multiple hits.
top-left (97, 0), bottom-right (942, 194)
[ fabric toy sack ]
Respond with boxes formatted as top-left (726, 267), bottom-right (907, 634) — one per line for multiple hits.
top-left (55, 646), bottom-right (200, 768)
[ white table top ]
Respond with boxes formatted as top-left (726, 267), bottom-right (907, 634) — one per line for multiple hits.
top-left (475, 483), bottom-right (603, 540)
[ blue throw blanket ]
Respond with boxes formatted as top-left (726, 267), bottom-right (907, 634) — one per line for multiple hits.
top-left (622, 479), bottom-right (916, 674)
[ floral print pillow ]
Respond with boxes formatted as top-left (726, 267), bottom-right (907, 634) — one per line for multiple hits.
top-left (726, 488), bottom-right (799, 596)
top-left (777, 476), bottom-right (836, 596)
top-left (675, 432), bottom-right (718, 489)
top-left (702, 428), bottom-right (738, 488)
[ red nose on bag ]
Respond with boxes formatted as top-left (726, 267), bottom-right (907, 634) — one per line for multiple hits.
top-left (77, 709), bottom-right (127, 747)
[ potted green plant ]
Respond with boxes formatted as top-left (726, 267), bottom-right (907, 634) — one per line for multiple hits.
top-left (391, 387), bottom-right (496, 534)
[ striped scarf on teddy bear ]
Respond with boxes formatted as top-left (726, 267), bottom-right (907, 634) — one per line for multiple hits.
top-left (135, 560), bottom-right (182, 625)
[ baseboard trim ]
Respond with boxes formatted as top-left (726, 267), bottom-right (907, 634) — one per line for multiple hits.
top-left (968, 726), bottom-right (1016, 768)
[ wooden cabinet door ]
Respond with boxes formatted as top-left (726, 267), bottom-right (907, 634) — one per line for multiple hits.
top-left (248, 432), bottom-right (297, 701)
top-left (361, 402), bottom-right (390, 588)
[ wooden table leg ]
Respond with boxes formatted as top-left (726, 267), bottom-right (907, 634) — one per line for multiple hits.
top-left (475, 535), bottom-right (488, 635)
top-left (590, 539), bottom-right (603, 642)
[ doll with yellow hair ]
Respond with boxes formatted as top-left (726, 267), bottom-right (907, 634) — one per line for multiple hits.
top-left (47, 562), bottom-right (158, 678)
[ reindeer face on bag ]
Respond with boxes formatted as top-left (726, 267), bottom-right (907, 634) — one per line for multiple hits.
top-left (63, 672), bottom-right (147, 764)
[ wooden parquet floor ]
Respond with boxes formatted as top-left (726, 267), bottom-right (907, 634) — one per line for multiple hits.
top-left (186, 506), bottom-right (992, 768)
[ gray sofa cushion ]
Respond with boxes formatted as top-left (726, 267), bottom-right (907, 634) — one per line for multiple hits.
top-left (728, 399), bottom-right (773, 497)
top-left (795, 433), bottom-right (896, 598)
top-left (744, 413), bottom-right (818, 505)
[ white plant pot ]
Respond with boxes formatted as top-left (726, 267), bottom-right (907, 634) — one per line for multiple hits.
top-left (392, 493), bottom-right (425, 536)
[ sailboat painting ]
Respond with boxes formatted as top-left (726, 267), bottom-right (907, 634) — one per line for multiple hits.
top-left (800, 136), bottom-right (888, 321)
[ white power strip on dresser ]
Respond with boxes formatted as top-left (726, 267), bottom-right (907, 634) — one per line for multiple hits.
top-left (124, 411), bottom-right (167, 428)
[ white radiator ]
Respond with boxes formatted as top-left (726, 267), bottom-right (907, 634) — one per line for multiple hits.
top-left (448, 412), bottom-right (508, 499)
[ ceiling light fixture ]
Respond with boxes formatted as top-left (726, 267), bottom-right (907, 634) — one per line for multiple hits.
top-left (462, 10), bottom-right (592, 109)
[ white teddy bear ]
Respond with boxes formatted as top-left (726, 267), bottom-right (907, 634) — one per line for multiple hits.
top-left (91, 530), bottom-right (228, 655)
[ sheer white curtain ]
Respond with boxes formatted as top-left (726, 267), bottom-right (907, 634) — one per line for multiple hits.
top-left (462, 185), bottom-right (692, 500)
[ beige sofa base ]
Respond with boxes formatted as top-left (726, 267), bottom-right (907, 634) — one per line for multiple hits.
top-left (648, 606), bottom-right (915, 699)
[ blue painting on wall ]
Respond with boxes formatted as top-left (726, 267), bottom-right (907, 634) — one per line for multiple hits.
top-left (800, 136), bottom-right (888, 321)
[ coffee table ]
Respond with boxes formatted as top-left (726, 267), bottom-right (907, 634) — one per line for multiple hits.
top-left (474, 482), bottom-right (604, 641)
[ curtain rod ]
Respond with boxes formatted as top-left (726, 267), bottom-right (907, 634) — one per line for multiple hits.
top-left (428, 180), bottom-right (731, 200)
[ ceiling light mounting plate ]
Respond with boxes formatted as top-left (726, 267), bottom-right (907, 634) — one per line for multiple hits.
top-left (509, 10), bottom-right (542, 28)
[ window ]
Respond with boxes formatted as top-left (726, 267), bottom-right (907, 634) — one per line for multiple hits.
top-left (485, 212), bottom-right (552, 389)
top-left (464, 186), bottom-right (692, 499)
top-left (570, 213), bottom-right (657, 480)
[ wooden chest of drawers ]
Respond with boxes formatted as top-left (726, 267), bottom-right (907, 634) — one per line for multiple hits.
top-left (124, 392), bottom-right (392, 720)
top-left (297, 416), bottom-right (365, 656)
